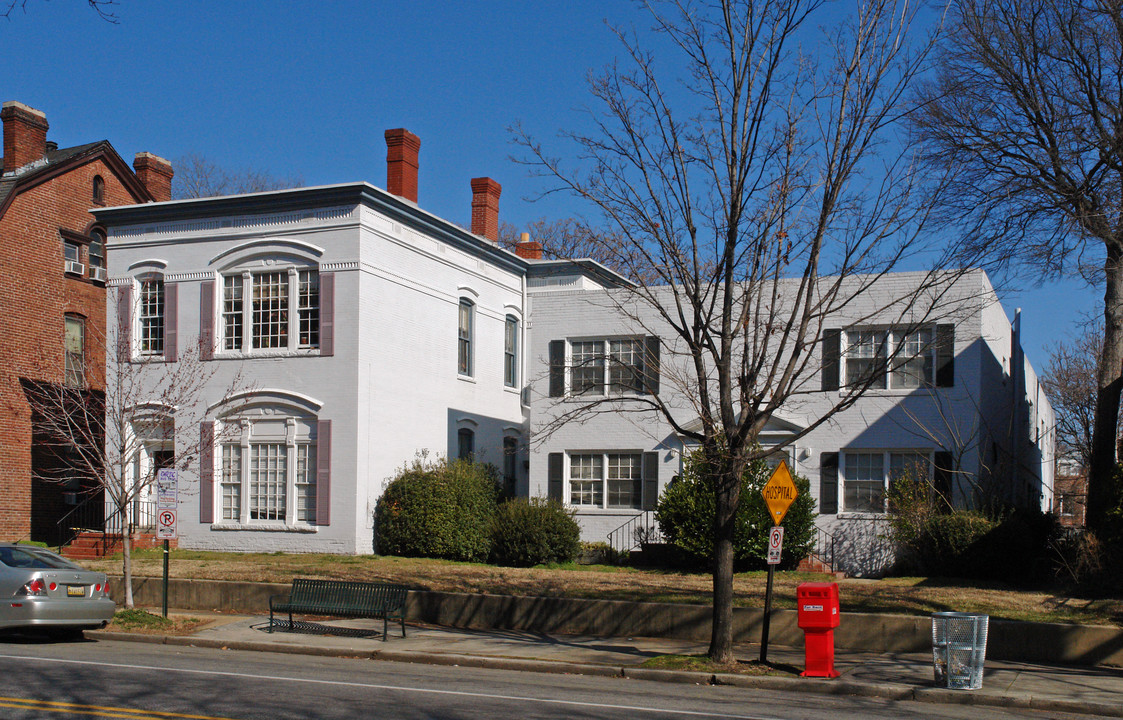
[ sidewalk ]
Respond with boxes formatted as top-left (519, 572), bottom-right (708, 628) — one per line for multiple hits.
top-left (92, 611), bottom-right (1123, 718)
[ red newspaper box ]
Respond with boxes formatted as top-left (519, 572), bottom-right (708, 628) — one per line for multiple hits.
top-left (797, 582), bottom-right (840, 678)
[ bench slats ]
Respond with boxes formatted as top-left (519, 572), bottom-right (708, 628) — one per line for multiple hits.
top-left (269, 579), bottom-right (408, 640)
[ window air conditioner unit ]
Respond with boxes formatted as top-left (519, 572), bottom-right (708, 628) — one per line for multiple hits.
top-left (62, 492), bottom-right (79, 506)
top-left (90, 266), bottom-right (108, 282)
top-left (64, 260), bottom-right (85, 275)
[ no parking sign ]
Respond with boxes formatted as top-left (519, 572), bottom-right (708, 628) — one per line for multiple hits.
top-left (767, 526), bottom-right (784, 565)
top-left (156, 508), bottom-right (177, 539)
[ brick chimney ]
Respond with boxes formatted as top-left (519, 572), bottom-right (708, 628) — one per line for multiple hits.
top-left (133, 152), bottom-right (175, 202)
top-left (385, 128), bottom-right (421, 203)
top-left (514, 232), bottom-right (543, 260)
top-left (2, 101), bottom-right (49, 173)
top-left (470, 177), bottom-right (501, 243)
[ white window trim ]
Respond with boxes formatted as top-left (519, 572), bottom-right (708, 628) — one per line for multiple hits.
top-left (566, 337), bottom-right (645, 398)
top-left (215, 416), bottom-right (318, 528)
top-left (565, 450), bottom-right (645, 511)
top-left (840, 327), bottom-right (937, 393)
top-left (136, 277), bottom-right (165, 359)
top-left (838, 448), bottom-right (934, 517)
top-left (217, 267), bottom-right (321, 358)
top-left (458, 298), bottom-right (475, 378)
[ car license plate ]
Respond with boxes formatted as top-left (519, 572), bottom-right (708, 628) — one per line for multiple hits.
top-left (66, 585), bottom-right (84, 597)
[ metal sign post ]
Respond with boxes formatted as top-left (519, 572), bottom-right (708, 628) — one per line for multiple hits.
top-left (156, 469), bottom-right (178, 618)
top-left (760, 462), bottom-right (798, 664)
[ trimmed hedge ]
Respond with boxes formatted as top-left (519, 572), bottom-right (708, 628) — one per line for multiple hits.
top-left (490, 498), bottom-right (581, 567)
top-left (375, 456), bottom-right (499, 562)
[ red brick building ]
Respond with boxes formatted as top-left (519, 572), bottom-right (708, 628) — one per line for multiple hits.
top-left (0, 101), bottom-right (172, 543)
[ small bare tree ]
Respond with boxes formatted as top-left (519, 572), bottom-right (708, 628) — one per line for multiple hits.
top-left (912, 0), bottom-right (1123, 534)
top-left (1, 0), bottom-right (117, 22)
top-left (173, 152), bottom-right (302, 200)
top-left (516, 0), bottom-right (978, 662)
top-left (25, 292), bottom-right (245, 607)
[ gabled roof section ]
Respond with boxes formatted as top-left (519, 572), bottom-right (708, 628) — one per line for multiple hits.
top-left (0, 140), bottom-right (153, 220)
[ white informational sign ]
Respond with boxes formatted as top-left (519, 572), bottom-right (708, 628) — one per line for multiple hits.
top-left (156, 508), bottom-right (177, 540)
top-left (767, 526), bottom-right (784, 565)
top-left (156, 469), bottom-right (178, 509)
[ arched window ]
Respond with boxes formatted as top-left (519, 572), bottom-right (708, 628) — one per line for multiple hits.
top-left (457, 428), bottom-right (475, 460)
top-left (89, 229), bottom-right (106, 271)
top-left (457, 298), bottom-right (474, 376)
top-left (92, 175), bottom-right (105, 204)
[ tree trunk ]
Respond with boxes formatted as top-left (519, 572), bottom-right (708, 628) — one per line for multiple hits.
top-left (122, 521), bottom-right (134, 609)
top-left (1088, 243), bottom-right (1123, 533)
top-left (708, 464), bottom-right (739, 663)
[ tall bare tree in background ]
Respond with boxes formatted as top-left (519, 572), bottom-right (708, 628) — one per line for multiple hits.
top-left (913, 0), bottom-right (1123, 534)
top-left (173, 153), bottom-right (302, 200)
top-left (497, 218), bottom-right (627, 270)
top-left (517, 0), bottom-right (966, 662)
top-left (24, 293), bottom-right (245, 607)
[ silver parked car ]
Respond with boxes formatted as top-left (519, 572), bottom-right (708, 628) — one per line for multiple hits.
top-left (0, 543), bottom-right (115, 637)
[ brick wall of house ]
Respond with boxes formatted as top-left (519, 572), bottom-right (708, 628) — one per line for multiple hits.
top-left (0, 159), bottom-right (144, 541)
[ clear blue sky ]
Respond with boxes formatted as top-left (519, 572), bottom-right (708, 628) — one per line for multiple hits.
top-left (3, 0), bottom-right (1100, 367)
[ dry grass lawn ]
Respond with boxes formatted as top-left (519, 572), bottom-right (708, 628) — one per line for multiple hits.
top-left (85, 550), bottom-right (1123, 627)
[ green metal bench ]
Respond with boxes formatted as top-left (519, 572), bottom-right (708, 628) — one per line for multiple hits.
top-left (268, 578), bottom-right (408, 641)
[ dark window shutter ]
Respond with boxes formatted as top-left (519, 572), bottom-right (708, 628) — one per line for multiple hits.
top-left (933, 451), bottom-right (953, 504)
top-left (936, 324), bottom-right (954, 387)
top-left (548, 340), bottom-right (565, 397)
top-left (316, 419), bottom-right (331, 525)
top-left (643, 336), bottom-right (660, 395)
top-left (199, 421), bottom-right (214, 524)
top-left (820, 452), bottom-right (839, 514)
top-left (116, 285), bottom-right (132, 364)
top-left (643, 451), bottom-right (659, 510)
top-left (547, 452), bottom-right (563, 501)
top-left (199, 280), bottom-right (214, 361)
top-left (821, 329), bottom-right (841, 391)
top-left (320, 272), bottom-right (334, 357)
top-left (164, 283), bottom-right (178, 363)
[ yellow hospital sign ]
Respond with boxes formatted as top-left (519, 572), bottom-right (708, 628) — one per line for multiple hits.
top-left (762, 460), bottom-right (798, 525)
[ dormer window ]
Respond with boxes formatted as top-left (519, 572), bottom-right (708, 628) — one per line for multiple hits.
top-left (92, 175), bottom-right (105, 204)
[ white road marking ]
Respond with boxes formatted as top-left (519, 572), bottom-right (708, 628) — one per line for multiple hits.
top-left (0, 652), bottom-right (786, 720)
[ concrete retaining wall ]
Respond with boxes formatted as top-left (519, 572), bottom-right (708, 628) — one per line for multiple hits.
top-left (112, 576), bottom-right (1123, 667)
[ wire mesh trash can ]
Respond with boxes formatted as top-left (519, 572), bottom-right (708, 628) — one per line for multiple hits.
top-left (931, 612), bottom-right (988, 690)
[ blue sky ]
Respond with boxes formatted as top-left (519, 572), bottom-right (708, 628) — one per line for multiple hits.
top-left (3, 0), bottom-right (1099, 366)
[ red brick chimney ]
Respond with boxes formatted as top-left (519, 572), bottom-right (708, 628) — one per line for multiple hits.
top-left (1, 101), bottom-right (49, 173)
top-left (470, 177), bottom-right (501, 243)
top-left (385, 128), bottom-right (421, 203)
top-left (133, 152), bottom-right (175, 202)
top-left (514, 232), bottom-right (543, 260)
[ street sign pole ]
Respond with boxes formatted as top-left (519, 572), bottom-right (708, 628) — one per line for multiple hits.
top-left (162, 539), bottom-right (169, 618)
top-left (156, 469), bottom-right (178, 619)
top-left (761, 562), bottom-right (775, 663)
top-left (760, 462), bottom-right (797, 666)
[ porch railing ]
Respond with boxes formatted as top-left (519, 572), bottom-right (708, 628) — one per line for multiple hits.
top-left (56, 495), bottom-right (157, 552)
top-left (607, 511), bottom-right (663, 559)
top-left (807, 524), bottom-right (837, 573)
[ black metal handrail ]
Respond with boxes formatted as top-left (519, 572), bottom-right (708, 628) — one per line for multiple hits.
top-left (807, 524), bottom-right (837, 573)
top-left (56, 495), bottom-right (157, 552)
top-left (607, 511), bottom-right (664, 558)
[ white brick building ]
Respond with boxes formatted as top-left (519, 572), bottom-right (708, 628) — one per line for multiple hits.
top-left (93, 131), bottom-right (1053, 575)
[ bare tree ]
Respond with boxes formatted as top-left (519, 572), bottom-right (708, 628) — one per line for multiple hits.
top-left (516, 0), bottom-right (969, 662)
top-left (2, 0), bottom-right (117, 22)
top-left (912, 0), bottom-right (1123, 533)
top-left (498, 218), bottom-right (628, 270)
top-left (1042, 321), bottom-right (1116, 473)
top-left (173, 152), bottom-right (302, 200)
top-left (24, 291), bottom-right (245, 607)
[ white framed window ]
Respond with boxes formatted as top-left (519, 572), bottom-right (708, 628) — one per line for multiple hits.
top-left (504, 315), bottom-right (518, 388)
top-left (568, 338), bottom-right (645, 395)
top-left (568, 452), bottom-right (643, 509)
top-left (88, 230), bottom-right (105, 271)
top-left (842, 449), bottom-right (931, 513)
top-left (138, 279), bottom-right (165, 357)
top-left (64, 315), bottom-right (85, 387)
top-left (221, 269), bottom-right (319, 354)
top-left (844, 328), bottom-right (935, 390)
top-left (219, 415), bottom-right (318, 526)
top-left (458, 299), bottom-right (474, 376)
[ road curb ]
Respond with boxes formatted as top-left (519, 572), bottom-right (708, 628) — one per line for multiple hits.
top-left (89, 629), bottom-right (1122, 717)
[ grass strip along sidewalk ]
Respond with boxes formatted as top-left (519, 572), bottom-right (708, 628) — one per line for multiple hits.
top-left (85, 549), bottom-right (1122, 627)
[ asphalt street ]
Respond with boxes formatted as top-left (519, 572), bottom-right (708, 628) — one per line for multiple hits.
top-left (0, 638), bottom-right (1105, 720)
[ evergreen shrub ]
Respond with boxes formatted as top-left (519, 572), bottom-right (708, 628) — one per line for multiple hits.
top-left (490, 498), bottom-right (581, 567)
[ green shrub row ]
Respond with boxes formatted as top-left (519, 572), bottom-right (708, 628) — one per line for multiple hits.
top-left (374, 456), bottom-right (580, 567)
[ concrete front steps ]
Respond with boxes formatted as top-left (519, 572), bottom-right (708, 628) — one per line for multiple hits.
top-left (61, 531), bottom-right (173, 559)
